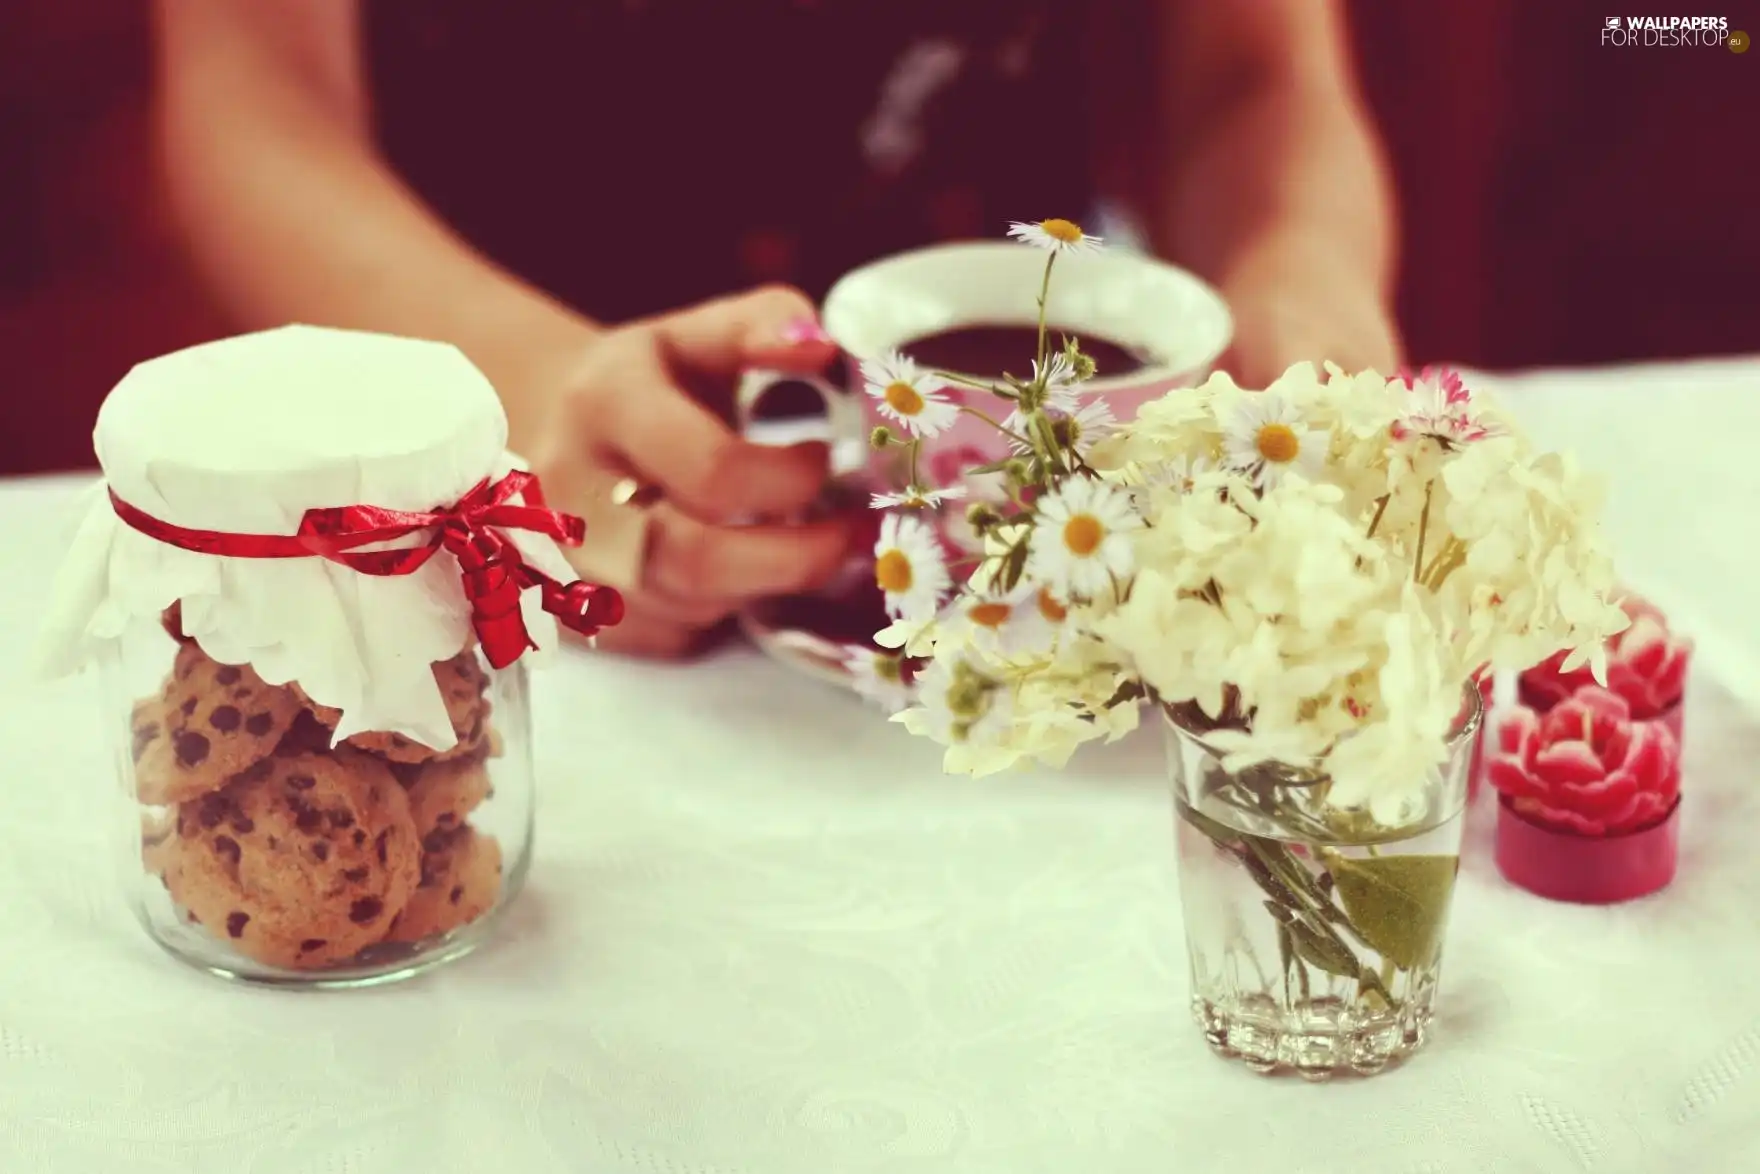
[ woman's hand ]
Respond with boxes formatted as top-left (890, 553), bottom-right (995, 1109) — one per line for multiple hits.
top-left (1218, 233), bottom-right (1403, 387)
top-left (514, 285), bottom-right (858, 658)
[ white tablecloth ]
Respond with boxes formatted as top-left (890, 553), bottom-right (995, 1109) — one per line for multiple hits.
top-left (2, 359), bottom-right (1758, 1174)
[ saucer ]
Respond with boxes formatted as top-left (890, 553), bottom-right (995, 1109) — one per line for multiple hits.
top-left (738, 417), bottom-right (884, 692)
top-left (737, 565), bottom-right (890, 692)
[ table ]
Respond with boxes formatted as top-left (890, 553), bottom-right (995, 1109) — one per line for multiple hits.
top-left (2, 359), bottom-right (1758, 1174)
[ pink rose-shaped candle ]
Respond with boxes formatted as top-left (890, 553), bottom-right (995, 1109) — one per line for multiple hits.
top-left (1487, 686), bottom-right (1681, 837)
top-left (1520, 595), bottom-right (1692, 720)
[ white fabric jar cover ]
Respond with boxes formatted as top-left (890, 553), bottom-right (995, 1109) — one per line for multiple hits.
top-left (33, 325), bottom-right (611, 751)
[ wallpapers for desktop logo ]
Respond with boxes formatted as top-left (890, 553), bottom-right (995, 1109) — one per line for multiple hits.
top-left (1600, 15), bottom-right (1742, 48)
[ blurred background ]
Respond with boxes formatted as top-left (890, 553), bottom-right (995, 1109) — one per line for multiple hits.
top-left (2, 0), bottom-right (1754, 475)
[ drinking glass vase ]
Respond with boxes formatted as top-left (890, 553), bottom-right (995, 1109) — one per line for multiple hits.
top-left (1166, 686), bottom-right (1481, 1079)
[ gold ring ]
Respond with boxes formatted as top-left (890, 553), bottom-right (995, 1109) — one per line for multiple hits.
top-left (608, 476), bottom-right (662, 510)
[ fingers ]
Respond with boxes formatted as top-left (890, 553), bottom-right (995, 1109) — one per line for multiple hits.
top-left (653, 284), bottom-right (839, 377)
top-left (588, 607), bottom-right (735, 660)
top-left (559, 478), bottom-right (853, 615)
top-left (598, 383), bottom-right (833, 523)
top-left (644, 506), bottom-right (855, 602)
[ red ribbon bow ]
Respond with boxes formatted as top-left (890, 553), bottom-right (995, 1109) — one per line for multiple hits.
top-left (109, 470), bottom-right (625, 669)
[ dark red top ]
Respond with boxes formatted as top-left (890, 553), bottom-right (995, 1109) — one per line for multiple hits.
top-left (363, 0), bottom-right (1097, 323)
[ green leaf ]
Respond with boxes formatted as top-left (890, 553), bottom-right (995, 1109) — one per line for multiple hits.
top-left (967, 459), bottom-right (1014, 475)
top-left (1287, 921), bottom-right (1359, 979)
top-left (1322, 853), bottom-right (1459, 971)
top-left (1177, 803), bottom-right (1243, 850)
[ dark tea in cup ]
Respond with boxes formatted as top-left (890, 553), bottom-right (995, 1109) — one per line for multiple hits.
top-left (899, 324), bottom-right (1151, 382)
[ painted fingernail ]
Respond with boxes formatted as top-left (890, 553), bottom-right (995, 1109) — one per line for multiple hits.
top-left (779, 317), bottom-right (834, 345)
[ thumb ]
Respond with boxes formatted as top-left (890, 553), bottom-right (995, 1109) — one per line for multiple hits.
top-left (654, 284), bottom-right (839, 377)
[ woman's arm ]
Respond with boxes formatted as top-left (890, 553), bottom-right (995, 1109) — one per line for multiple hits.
top-left (1146, 0), bottom-right (1400, 384)
top-left (155, 0), bottom-right (854, 658)
top-left (153, 0), bottom-right (597, 434)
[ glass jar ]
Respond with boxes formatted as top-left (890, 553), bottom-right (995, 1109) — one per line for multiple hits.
top-left (1165, 685), bottom-right (1481, 1079)
top-left (114, 606), bottom-right (533, 987)
top-left (35, 325), bottom-right (620, 988)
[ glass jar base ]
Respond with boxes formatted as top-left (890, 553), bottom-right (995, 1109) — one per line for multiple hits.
top-left (137, 847), bottom-right (530, 990)
top-left (145, 908), bottom-right (507, 990)
top-left (1192, 993), bottom-right (1432, 1080)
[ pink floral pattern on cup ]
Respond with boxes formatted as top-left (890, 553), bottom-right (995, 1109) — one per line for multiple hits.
top-left (1486, 686), bottom-right (1681, 837)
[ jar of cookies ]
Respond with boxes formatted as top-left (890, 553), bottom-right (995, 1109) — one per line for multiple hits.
top-left (34, 326), bottom-right (623, 986)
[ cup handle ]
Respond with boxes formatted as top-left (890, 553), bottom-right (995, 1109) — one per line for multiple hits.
top-left (735, 369), bottom-right (868, 478)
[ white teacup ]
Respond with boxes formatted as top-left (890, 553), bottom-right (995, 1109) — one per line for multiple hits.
top-left (738, 241), bottom-right (1232, 683)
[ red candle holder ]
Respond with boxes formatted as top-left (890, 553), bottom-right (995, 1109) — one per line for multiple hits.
top-left (1484, 687), bottom-right (1683, 903)
top-left (1518, 679), bottom-right (1683, 745)
top-left (1495, 795), bottom-right (1680, 904)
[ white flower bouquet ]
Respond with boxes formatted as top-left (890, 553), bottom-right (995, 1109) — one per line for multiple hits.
top-left (855, 220), bottom-right (1625, 826)
top-left (846, 220), bottom-right (1629, 1074)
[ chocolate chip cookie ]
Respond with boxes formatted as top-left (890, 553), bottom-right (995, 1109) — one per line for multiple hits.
top-left (141, 810), bottom-right (176, 880)
top-left (390, 755), bottom-right (492, 835)
top-left (162, 750), bottom-right (421, 970)
top-left (161, 601), bottom-right (195, 645)
top-left (385, 825), bottom-right (503, 944)
top-left (300, 649), bottom-right (493, 764)
top-left (134, 643), bottom-right (305, 807)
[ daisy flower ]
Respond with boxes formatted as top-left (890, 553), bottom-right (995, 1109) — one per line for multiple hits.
top-left (1006, 218), bottom-right (1104, 255)
top-left (1025, 476), bottom-right (1141, 600)
top-left (1033, 352), bottom-right (1082, 411)
top-left (862, 351), bottom-right (960, 438)
top-left (1056, 398), bottom-right (1118, 457)
top-left (908, 656), bottom-right (1015, 745)
top-left (870, 484), bottom-right (969, 511)
top-left (1390, 366), bottom-right (1498, 448)
top-left (1222, 392), bottom-right (1327, 490)
top-left (842, 646), bottom-right (914, 714)
top-left (951, 581), bottom-right (1059, 657)
top-left (874, 512), bottom-right (951, 620)
top-left (1004, 398), bottom-right (1117, 459)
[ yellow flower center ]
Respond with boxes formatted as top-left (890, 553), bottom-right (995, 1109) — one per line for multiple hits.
top-left (875, 549), bottom-right (914, 594)
top-left (1255, 423), bottom-right (1301, 464)
top-left (1040, 218), bottom-right (1084, 244)
top-left (873, 655), bottom-right (903, 684)
top-left (1062, 514), bottom-right (1104, 556)
top-left (968, 601), bottom-right (1012, 628)
top-left (884, 381), bottom-right (925, 416)
top-left (1037, 588), bottom-right (1068, 623)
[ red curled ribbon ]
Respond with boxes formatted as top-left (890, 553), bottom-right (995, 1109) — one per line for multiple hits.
top-left (109, 470), bottom-right (625, 669)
